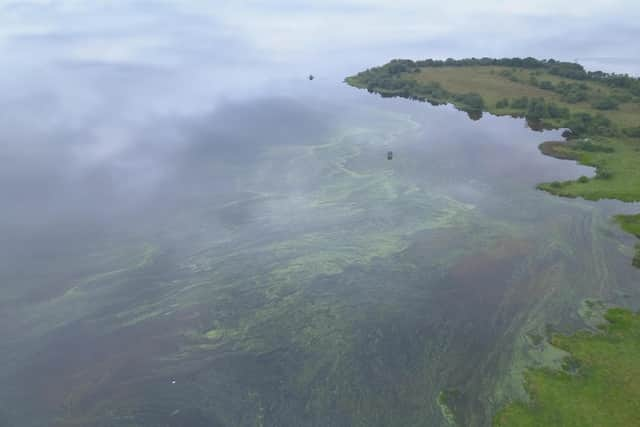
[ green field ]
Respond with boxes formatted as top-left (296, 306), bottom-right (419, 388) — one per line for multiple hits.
top-left (409, 66), bottom-right (640, 128)
top-left (494, 308), bottom-right (640, 427)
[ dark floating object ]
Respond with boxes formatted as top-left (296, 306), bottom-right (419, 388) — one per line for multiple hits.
top-left (308, 74), bottom-right (314, 80)
top-left (387, 151), bottom-right (393, 160)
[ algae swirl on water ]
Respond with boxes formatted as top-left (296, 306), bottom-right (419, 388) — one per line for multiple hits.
top-left (346, 57), bottom-right (640, 425)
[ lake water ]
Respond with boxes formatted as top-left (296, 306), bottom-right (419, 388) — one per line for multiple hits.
top-left (3, 70), bottom-right (640, 427)
top-left (1, 5), bottom-right (640, 425)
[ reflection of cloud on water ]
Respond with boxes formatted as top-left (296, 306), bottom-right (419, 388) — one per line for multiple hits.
top-left (1, 2), bottom-right (640, 426)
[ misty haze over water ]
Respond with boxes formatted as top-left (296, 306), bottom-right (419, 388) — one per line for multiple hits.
top-left (2, 0), bottom-right (639, 236)
top-left (1, 1), bottom-right (640, 426)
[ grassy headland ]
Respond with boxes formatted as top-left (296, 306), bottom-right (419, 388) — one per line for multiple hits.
top-left (346, 58), bottom-right (640, 202)
top-left (494, 308), bottom-right (640, 426)
top-left (346, 58), bottom-right (640, 264)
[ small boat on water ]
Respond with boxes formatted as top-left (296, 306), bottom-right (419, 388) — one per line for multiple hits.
top-left (387, 151), bottom-right (393, 160)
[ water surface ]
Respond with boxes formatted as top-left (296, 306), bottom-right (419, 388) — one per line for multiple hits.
top-left (2, 3), bottom-right (640, 426)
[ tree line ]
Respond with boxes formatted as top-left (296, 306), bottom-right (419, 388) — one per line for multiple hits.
top-left (355, 57), bottom-right (640, 97)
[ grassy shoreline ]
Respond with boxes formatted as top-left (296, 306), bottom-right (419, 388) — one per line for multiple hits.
top-left (615, 214), bottom-right (640, 267)
top-left (494, 308), bottom-right (640, 427)
top-left (346, 58), bottom-right (640, 426)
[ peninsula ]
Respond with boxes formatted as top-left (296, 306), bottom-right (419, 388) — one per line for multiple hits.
top-left (346, 57), bottom-right (640, 268)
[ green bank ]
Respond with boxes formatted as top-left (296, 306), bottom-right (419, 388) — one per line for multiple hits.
top-left (494, 308), bottom-right (640, 427)
top-left (346, 57), bottom-right (640, 202)
top-left (615, 214), bottom-right (640, 267)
